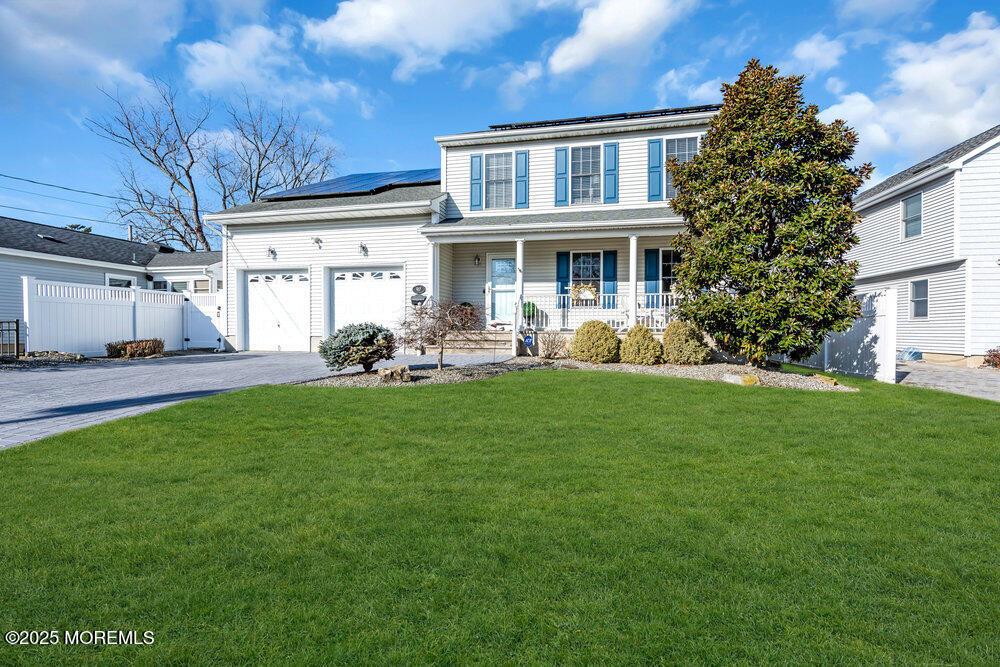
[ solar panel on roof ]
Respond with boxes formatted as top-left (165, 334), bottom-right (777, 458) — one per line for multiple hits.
top-left (266, 168), bottom-right (440, 200)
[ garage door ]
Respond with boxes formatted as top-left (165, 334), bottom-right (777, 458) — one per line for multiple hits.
top-left (246, 272), bottom-right (310, 351)
top-left (332, 269), bottom-right (405, 332)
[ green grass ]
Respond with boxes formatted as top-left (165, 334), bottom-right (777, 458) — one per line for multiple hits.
top-left (1, 370), bottom-right (998, 664)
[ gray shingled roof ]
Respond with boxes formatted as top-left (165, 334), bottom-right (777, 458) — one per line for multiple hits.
top-left (216, 184), bottom-right (442, 215)
top-left (146, 250), bottom-right (221, 268)
top-left (857, 122), bottom-right (1000, 203)
top-left (426, 207), bottom-right (678, 230)
top-left (0, 216), bottom-right (164, 266)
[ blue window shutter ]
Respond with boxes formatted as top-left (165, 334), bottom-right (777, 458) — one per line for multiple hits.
top-left (554, 147), bottom-right (568, 207)
top-left (556, 252), bottom-right (570, 297)
top-left (647, 139), bottom-right (663, 202)
top-left (515, 150), bottom-right (529, 209)
top-left (470, 154), bottom-right (483, 211)
top-left (603, 142), bottom-right (618, 204)
top-left (644, 248), bottom-right (659, 307)
top-left (602, 250), bottom-right (617, 309)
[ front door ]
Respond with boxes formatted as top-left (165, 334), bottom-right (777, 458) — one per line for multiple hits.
top-left (488, 255), bottom-right (516, 323)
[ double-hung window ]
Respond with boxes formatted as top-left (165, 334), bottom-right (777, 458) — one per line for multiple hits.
top-left (902, 193), bottom-right (922, 238)
top-left (661, 249), bottom-right (682, 292)
top-left (910, 279), bottom-right (928, 318)
top-left (485, 152), bottom-right (513, 209)
top-left (571, 146), bottom-right (601, 204)
top-left (665, 137), bottom-right (698, 198)
top-left (571, 251), bottom-right (602, 300)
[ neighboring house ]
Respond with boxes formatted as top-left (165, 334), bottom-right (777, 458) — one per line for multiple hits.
top-left (850, 124), bottom-right (1000, 366)
top-left (0, 216), bottom-right (223, 337)
top-left (206, 105), bottom-right (719, 352)
top-left (147, 251), bottom-right (223, 294)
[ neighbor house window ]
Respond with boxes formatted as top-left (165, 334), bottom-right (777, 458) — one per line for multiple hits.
top-left (661, 249), bottom-right (682, 292)
top-left (903, 193), bottom-right (922, 238)
top-left (193, 279), bottom-right (210, 293)
top-left (105, 275), bottom-right (134, 288)
top-left (665, 137), bottom-right (698, 198)
top-left (170, 281), bottom-right (188, 292)
top-left (910, 279), bottom-right (928, 318)
top-left (216, 280), bottom-right (223, 290)
top-left (485, 152), bottom-right (513, 209)
top-left (571, 251), bottom-right (602, 292)
top-left (571, 146), bottom-right (601, 204)
top-left (152, 280), bottom-right (168, 290)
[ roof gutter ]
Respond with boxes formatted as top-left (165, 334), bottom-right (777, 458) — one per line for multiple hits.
top-left (421, 217), bottom-right (683, 236)
top-left (855, 163), bottom-right (957, 211)
top-left (205, 199), bottom-right (436, 225)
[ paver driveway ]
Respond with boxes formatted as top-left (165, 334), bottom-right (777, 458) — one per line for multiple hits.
top-left (897, 361), bottom-right (1000, 402)
top-left (1, 351), bottom-right (509, 449)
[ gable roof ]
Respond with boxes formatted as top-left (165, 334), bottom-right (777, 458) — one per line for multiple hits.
top-left (857, 122), bottom-right (1000, 203)
top-left (215, 183), bottom-right (443, 216)
top-left (0, 216), bottom-right (164, 267)
top-left (263, 169), bottom-right (440, 201)
top-left (146, 250), bottom-right (221, 268)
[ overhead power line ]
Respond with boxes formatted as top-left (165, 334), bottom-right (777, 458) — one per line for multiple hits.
top-left (0, 171), bottom-right (131, 203)
top-left (0, 204), bottom-right (118, 225)
top-left (0, 184), bottom-right (118, 210)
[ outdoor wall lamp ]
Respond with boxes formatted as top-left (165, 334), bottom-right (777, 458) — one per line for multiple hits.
top-left (266, 246), bottom-right (277, 260)
top-left (359, 242), bottom-right (369, 257)
top-left (474, 254), bottom-right (481, 266)
top-left (312, 237), bottom-right (323, 248)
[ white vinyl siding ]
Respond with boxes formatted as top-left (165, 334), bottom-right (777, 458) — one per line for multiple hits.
top-left (902, 193), bottom-right (922, 238)
top-left (485, 152), bottom-right (512, 209)
top-left (958, 141), bottom-right (1000, 355)
top-left (224, 217), bottom-right (431, 349)
top-left (856, 262), bottom-right (966, 355)
top-left (848, 175), bottom-right (955, 279)
top-left (442, 127), bottom-right (708, 219)
top-left (571, 146), bottom-right (601, 204)
top-left (0, 254), bottom-right (146, 336)
top-left (664, 137), bottom-right (698, 199)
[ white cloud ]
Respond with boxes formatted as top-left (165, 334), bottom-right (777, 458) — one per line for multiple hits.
top-left (654, 64), bottom-right (721, 107)
top-left (303, 0), bottom-right (535, 82)
top-left (180, 24), bottom-right (374, 118)
top-left (821, 12), bottom-right (1000, 167)
top-left (0, 0), bottom-right (184, 92)
top-left (837, 0), bottom-right (934, 25)
top-left (825, 76), bottom-right (847, 95)
top-left (548, 0), bottom-right (698, 76)
top-left (499, 61), bottom-right (543, 110)
top-left (205, 0), bottom-right (269, 27)
top-left (788, 33), bottom-right (846, 75)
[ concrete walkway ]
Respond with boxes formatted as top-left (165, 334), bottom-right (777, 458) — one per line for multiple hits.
top-left (1, 351), bottom-right (510, 449)
top-left (897, 362), bottom-right (1000, 402)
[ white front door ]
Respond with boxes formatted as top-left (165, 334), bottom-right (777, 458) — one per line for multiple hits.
top-left (246, 272), bottom-right (310, 351)
top-left (331, 268), bottom-right (405, 332)
top-left (488, 256), bottom-right (516, 323)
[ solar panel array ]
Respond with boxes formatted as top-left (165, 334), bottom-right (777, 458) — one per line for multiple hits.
top-left (265, 168), bottom-right (440, 200)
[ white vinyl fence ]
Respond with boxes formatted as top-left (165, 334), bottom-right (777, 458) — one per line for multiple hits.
top-left (22, 277), bottom-right (224, 357)
top-left (797, 288), bottom-right (898, 383)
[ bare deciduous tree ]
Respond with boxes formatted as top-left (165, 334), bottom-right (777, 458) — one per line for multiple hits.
top-left (398, 300), bottom-right (485, 370)
top-left (88, 82), bottom-right (336, 251)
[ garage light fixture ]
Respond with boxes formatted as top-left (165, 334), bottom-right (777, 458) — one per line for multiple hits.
top-left (474, 254), bottom-right (481, 267)
top-left (312, 237), bottom-right (323, 248)
top-left (267, 246), bottom-right (277, 260)
top-left (358, 242), bottom-right (369, 257)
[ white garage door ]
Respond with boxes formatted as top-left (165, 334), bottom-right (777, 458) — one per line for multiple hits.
top-left (332, 269), bottom-right (405, 332)
top-left (246, 272), bottom-right (310, 351)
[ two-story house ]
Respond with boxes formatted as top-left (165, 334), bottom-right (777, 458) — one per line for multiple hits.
top-left (850, 123), bottom-right (1000, 367)
top-left (208, 105), bottom-right (719, 352)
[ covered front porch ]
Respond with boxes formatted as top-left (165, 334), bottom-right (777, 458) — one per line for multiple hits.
top-left (424, 224), bottom-right (683, 339)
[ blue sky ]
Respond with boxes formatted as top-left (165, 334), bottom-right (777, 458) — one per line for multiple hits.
top-left (1, 0), bottom-right (997, 240)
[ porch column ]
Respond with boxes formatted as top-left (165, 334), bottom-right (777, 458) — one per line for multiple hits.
top-left (628, 234), bottom-right (638, 327)
top-left (426, 240), bottom-right (439, 301)
top-left (513, 238), bottom-right (525, 355)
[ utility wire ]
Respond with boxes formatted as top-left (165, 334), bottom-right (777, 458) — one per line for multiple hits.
top-left (0, 204), bottom-right (117, 225)
top-left (0, 184), bottom-right (118, 210)
top-left (0, 171), bottom-right (132, 203)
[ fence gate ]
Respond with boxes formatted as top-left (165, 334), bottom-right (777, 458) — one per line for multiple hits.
top-left (184, 293), bottom-right (225, 350)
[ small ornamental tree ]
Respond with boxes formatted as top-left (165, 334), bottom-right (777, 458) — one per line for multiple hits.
top-left (398, 299), bottom-right (484, 370)
top-left (318, 323), bottom-right (396, 372)
top-left (668, 60), bottom-right (872, 366)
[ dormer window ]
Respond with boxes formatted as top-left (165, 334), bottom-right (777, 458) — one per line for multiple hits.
top-left (485, 152), bottom-right (512, 209)
top-left (571, 145), bottom-right (601, 204)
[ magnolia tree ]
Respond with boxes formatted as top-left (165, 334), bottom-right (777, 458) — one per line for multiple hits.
top-left (668, 60), bottom-right (872, 366)
top-left (398, 300), bottom-right (484, 370)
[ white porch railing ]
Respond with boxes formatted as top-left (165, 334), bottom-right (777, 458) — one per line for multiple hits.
top-left (520, 292), bottom-right (677, 331)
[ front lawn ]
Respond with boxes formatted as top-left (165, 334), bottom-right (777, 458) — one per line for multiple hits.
top-left (1, 371), bottom-right (998, 663)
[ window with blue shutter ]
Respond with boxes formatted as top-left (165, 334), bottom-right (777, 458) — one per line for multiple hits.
top-left (602, 250), bottom-right (617, 309)
top-left (603, 142), bottom-right (618, 204)
top-left (470, 153), bottom-right (483, 211)
top-left (554, 147), bottom-right (568, 207)
top-left (515, 150), bottom-right (529, 209)
top-left (647, 139), bottom-right (663, 202)
top-left (644, 248), bottom-right (659, 307)
top-left (556, 251), bottom-right (570, 308)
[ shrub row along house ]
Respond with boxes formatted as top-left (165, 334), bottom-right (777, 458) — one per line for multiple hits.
top-left (207, 105), bottom-right (719, 353)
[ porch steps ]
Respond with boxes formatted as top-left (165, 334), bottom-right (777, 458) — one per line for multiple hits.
top-left (425, 330), bottom-right (512, 355)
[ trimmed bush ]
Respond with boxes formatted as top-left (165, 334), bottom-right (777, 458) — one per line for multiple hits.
top-left (620, 324), bottom-right (662, 365)
top-left (662, 320), bottom-right (712, 365)
top-left (105, 338), bottom-right (165, 359)
top-left (985, 347), bottom-right (1000, 368)
top-left (319, 322), bottom-right (396, 372)
top-left (570, 320), bottom-right (620, 363)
